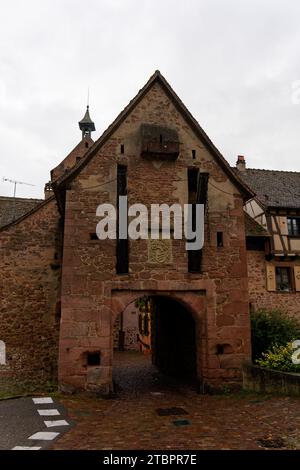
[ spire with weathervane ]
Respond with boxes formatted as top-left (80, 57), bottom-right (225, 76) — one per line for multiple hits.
top-left (78, 105), bottom-right (95, 139)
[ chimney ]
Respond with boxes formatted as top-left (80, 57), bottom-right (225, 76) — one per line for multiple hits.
top-left (236, 155), bottom-right (246, 172)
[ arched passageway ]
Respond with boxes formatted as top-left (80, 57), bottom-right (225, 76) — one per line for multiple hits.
top-left (112, 295), bottom-right (198, 394)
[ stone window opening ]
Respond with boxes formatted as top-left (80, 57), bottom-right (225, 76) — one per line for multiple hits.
top-left (217, 232), bottom-right (224, 247)
top-left (120, 144), bottom-right (125, 154)
top-left (116, 164), bottom-right (128, 274)
top-left (216, 344), bottom-right (233, 355)
top-left (55, 301), bottom-right (61, 322)
top-left (192, 149), bottom-right (196, 160)
top-left (87, 351), bottom-right (101, 366)
top-left (187, 168), bottom-right (209, 273)
top-left (90, 232), bottom-right (98, 240)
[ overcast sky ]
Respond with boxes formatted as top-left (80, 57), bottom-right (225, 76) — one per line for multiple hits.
top-left (1, 0), bottom-right (300, 198)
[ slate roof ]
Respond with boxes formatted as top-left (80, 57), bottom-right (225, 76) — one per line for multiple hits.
top-left (235, 168), bottom-right (300, 209)
top-left (79, 106), bottom-right (96, 131)
top-left (0, 196), bottom-right (43, 228)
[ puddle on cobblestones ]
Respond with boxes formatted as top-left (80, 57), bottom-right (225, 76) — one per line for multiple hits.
top-left (156, 407), bottom-right (188, 416)
top-left (173, 419), bottom-right (191, 426)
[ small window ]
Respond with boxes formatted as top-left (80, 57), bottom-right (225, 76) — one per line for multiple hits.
top-left (87, 352), bottom-right (101, 366)
top-left (216, 343), bottom-right (233, 355)
top-left (275, 267), bottom-right (292, 292)
top-left (217, 232), bottom-right (223, 247)
top-left (116, 165), bottom-right (128, 274)
top-left (187, 168), bottom-right (199, 196)
top-left (287, 217), bottom-right (300, 236)
top-left (120, 144), bottom-right (124, 154)
top-left (192, 150), bottom-right (196, 159)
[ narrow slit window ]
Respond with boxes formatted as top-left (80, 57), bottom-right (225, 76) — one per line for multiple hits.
top-left (192, 149), bottom-right (196, 159)
top-left (187, 168), bottom-right (200, 273)
top-left (187, 169), bottom-right (209, 273)
top-left (116, 165), bottom-right (128, 274)
top-left (120, 144), bottom-right (124, 154)
top-left (217, 232), bottom-right (223, 247)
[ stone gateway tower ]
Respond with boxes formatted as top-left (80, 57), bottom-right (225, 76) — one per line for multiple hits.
top-left (0, 71), bottom-right (253, 394)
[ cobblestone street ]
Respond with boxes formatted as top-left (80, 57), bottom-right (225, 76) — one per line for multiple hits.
top-left (51, 352), bottom-right (300, 450)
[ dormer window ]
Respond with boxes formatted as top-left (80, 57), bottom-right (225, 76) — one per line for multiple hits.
top-left (287, 217), bottom-right (300, 237)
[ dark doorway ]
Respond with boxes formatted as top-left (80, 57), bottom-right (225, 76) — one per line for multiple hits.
top-left (152, 297), bottom-right (197, 380)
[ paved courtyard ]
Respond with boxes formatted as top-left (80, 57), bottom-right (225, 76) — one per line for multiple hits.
top-left (51, 351), bottom-right (300, 450)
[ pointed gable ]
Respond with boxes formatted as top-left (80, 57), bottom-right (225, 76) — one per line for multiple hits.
top-left (51, 136), bottom-right (94, 181)
top-left (53, 70), bottom-right (253, 200)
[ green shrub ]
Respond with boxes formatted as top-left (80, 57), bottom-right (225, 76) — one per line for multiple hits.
top-left (256, 342), bottom-right (300, 373)
top-left (251, 309), bottom-right (300, 361)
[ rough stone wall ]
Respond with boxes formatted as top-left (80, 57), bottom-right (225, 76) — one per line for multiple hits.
top-left (247, 250), bottom-right (300, 317)
top-left (59, 81), bottom-right (251, 392)
top-left (0, 198), bottom-right (61, 394)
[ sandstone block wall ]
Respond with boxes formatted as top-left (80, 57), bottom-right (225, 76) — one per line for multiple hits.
top-left (0, 198), bottom-right (61, 394)
top-left (58, 81), bottom-right (251, 392)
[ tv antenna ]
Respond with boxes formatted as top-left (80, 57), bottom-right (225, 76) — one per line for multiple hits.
top-left (2, 177), bottom-right (35, 198)
top-left (2, 178), bottom-right (36, 221)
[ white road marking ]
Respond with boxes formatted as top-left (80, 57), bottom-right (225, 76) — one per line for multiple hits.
top-left (44, 420), bottom-right (69, 428)
top-left (32, 397), bottom-right (53, 404)
top-left (38, 409), bottom-right (60, 416)
top-left (28, 431), bottom-right (60, 440)
top-left (12, 446), bottom-right (42, 450)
